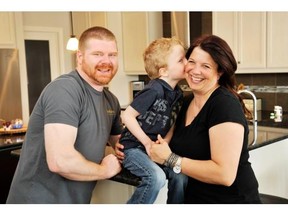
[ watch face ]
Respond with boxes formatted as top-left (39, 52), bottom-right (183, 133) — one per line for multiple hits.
top-left (173, 165), bottom-right (181, 174)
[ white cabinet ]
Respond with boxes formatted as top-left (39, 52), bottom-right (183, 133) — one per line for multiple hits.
top-left (267, 12), bottom-right (288, 70)
top-left (213, 12), bottom-right (266, 73)
top-left (122, 12), bottom-right (163, 75)
top-left (73, 12), bottom-right (108, 39)
top-left (0, 12), bottom-right (16, 48)
top-left (213, 12), bottom-right (288, 73)
top-left (73, 12), bottom-right (163, 75)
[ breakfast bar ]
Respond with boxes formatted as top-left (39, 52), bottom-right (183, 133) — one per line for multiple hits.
top-left (1, 111), bottom-right (287, 203)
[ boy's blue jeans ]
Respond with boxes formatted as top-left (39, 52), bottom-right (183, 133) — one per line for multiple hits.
top-left (123, 146), bottom-right (188, 204)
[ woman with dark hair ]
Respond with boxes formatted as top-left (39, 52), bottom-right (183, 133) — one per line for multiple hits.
top-left (149, 34), bottom-right (261, 203)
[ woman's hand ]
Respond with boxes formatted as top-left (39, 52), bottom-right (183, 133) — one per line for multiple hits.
top-left (150, 134), bottom-right (172, 165)
top-left (114, 142), bottom-right (125, 162)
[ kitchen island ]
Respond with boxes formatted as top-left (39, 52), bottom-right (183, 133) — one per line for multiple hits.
top-left (92, 111), bottom-right (288, 203)
top-left (1, 111), bottom-right (287, 203)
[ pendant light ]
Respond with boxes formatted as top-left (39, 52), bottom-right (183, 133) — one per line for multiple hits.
top-left (66, 12), bottom-right (79, 51)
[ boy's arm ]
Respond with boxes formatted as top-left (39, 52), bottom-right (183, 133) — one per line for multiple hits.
top-left (121, 105), bottom-right (153, 154)
top-left (163, 124), bottom-right (174, 143)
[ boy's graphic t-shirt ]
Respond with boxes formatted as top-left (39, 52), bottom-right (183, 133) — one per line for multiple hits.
top-left (120, 78), bottom-right (183, 149)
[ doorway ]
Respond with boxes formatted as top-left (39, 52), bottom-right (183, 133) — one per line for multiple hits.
top-left (24, 27), bottom-right (64, 114)
top-left (25, 40), bottom-right (51, 114)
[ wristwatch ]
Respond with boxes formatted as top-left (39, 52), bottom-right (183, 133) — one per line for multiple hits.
top-left (173, 156), bottom-right (182, 174)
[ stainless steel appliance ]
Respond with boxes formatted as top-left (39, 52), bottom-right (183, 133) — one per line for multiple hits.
top-left (130, 81), bottom-right (145, 101)
top-left (0, 49), bottom-right (22, 122)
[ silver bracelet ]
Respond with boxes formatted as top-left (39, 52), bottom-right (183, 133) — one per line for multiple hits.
top-left (164, 153), bottom-right (180, 168)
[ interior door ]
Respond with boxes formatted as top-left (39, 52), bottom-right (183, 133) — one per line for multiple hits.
top-left (24, 27), bottom-right (63, 114)
top-left (25, 40), bottom-right (51, 114)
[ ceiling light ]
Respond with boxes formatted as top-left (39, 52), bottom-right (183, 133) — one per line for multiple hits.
top-left (66, 12), bottom-right (78, 51)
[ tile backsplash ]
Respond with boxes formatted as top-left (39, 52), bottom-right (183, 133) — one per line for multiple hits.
top-left (139, 73), bottom-right (288, 112)
top-left (236, 73), bottom-right (288, 112)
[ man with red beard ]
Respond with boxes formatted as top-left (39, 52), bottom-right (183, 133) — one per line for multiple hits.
top-left (6, 26), bottom-right (123, 204)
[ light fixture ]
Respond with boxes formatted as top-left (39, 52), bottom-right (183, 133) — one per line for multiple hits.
top-left (66, 12), bottom-right (79, 51)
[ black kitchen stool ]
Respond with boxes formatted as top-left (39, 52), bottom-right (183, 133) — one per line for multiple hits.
top-left (260, 193), bottom-right (288, 204)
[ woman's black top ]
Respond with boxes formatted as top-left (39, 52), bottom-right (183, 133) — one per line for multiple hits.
top-left (170, 86), bottom-right (261, 204)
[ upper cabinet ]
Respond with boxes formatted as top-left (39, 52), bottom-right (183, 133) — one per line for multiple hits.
top-left (0, 12), bottom-right (16, 48)
top-left (266, 12), bottom-right (288, 70)
top-left (72, 12), bottom-right (163, 75)
top-left (122, 12), bottom-right (163, 75)
top-left (73, 12), bottom-right (107, 38)
top-left (213, 12), bottom-right (288, 73)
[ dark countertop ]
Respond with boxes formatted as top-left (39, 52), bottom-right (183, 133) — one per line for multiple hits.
top-left (0, 134), bottom-right (25, 152)
top-left (248, 111), bottom-right (288, 151)
top-left (256, 110), bottom-right (288, 129)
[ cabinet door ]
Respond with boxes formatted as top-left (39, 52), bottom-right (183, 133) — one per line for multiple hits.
top-left (73, 12), bottom-right (107, 40)
top-left (212, 12), bottom-right (238, 59)
top-left (237, 12), bottom-right (266, 70)
top-left (267, 12), bottom-right (288, 70)
top-left (213, 12), bottom-right (266, 73)
top-left (0, 12), bottom-right (16, 48)
top-left (122, 12), bottom-right (162, 75)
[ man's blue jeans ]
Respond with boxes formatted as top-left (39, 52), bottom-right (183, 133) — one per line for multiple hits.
top-left (123, 146), bottom-right (188, 204)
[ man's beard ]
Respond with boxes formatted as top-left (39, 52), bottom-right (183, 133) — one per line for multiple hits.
top-left (82, 62), bottom-right (117, 85)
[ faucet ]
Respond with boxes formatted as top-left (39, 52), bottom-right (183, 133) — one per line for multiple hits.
top-left (237, 89), bottom-right (258, 146)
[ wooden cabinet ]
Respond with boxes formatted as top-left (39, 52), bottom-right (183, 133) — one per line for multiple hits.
top-left (122, 12), bottom-right (163, 75)
top-left (213, 12), bottom-right (288, 73)
top-left (249, 126), bottom-right (288, 145)
top-left (0, 12), bottom-right (16, 48)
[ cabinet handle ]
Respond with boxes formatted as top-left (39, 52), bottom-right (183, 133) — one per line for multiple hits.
top-left (237, 61), bottom-right (241, 64)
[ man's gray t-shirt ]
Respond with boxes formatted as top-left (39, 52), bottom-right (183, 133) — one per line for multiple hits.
top-left (6, 71), bottom-right (122, 204)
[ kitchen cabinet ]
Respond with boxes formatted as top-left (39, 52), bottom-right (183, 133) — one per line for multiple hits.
top-left (72, 12), bottom-right (107, 39)
top-left (122, 12), bottom-right (163, 75)
top-left (213, 12), bottom-right (288, 73)
top-left (72, 12), bottom-right (163, 75)
top-left (267, 12), bottom-right (288, 70)
top-left (0, 12), bottom-right (16, 48)
top-left (249, 126), bottom-right (288, 145)
top-left (213, 12), bottom-right (266, 73)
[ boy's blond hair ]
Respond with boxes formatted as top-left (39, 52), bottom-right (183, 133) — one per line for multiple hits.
top-left (143, 37), bottom-right (184, 79)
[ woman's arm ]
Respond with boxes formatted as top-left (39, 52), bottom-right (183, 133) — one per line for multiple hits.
top-left (151, 122), bottom-right (244, 186)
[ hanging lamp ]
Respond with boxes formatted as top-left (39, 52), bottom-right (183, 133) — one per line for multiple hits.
top-left (66, 12), bottom-right (79, 51)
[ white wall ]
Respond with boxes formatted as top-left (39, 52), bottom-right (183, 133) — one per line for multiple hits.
top-left (22, 12), bottom-right (74, 73)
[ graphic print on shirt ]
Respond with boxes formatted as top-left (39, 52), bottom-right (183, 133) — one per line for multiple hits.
top-left (137, 98), bottom-right (169, 128)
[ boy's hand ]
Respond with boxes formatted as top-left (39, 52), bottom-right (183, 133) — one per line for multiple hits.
top-left (114, 142), bottom-right (125, 162)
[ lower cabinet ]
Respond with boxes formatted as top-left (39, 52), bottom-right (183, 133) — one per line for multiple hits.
top-left (0, 149), bottom-right (20, 203)
top-left (90, 180), bottom-right (168, 204)
top-left (249, 138), bottom-right (288, 199)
